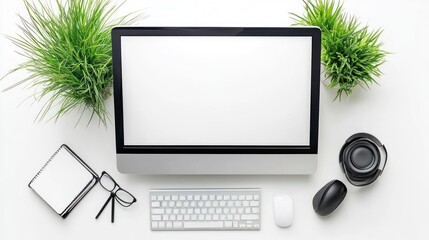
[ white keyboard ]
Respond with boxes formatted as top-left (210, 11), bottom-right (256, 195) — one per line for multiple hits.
top-left (149, 188), bottom-right (261, 231)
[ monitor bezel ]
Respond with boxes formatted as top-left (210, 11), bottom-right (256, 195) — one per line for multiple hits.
top-left (112, 27), bottom-right (321, 154)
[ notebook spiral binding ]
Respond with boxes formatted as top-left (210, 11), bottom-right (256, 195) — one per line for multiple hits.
top-left (28, 144), bottom-right (66, 187)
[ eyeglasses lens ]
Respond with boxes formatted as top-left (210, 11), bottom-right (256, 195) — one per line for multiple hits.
top-left (100, 174), bottom-right (116, 191)
top-left (116, 189), bottom-right (135, 206)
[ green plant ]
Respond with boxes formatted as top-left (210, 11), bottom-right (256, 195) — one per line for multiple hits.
top-left (291, 0), bottom-right (388, 100)
top-left (3, 0), bottom-right (139, 124)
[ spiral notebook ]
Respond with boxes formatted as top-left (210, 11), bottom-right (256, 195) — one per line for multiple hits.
top-left (28, 144), bottom-right (98, 218)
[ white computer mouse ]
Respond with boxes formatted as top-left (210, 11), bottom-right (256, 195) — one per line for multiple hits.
top-left (273, 194), bottom-right (294, 228)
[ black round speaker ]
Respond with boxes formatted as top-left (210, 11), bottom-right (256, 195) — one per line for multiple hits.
top-left (339, 133), bottom-right (388, 187)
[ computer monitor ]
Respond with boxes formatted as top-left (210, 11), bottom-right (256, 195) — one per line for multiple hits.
top-left (112, 27), bottom-right (321, 174)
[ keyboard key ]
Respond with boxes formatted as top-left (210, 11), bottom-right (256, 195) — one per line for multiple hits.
top-left (241, 214), bottom-right (259, 220)
top-left (152, 221), bottom-right (158, 228)
top-left (158, 221), bottom-right (165, 228)
top-left (173, 222), bottom-right (183, 228)
top-left (250, 201), bottom-right (259, 207)
top-left (151, 201), bottom-right (160, 208)
top-left (225, 221), bottom-right (233, 228)
top-left (151, 215), bottom-right (162, 221)
top-left (184, 221), bottom-right (223, 229)
top-left (151, 208), bottom-right (164, 214)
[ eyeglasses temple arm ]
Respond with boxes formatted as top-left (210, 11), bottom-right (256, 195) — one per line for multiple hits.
top-left (111, 193), bottom-right (115, 223)
top-left (95, 194), bottom-right (113, 219)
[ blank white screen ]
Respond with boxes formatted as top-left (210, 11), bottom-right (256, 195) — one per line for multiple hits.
top-left (121, 36), bottom-right (312, 145)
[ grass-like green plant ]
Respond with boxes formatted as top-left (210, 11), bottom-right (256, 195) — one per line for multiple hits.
top-left (291, 0), bottom-right (388, 100)
top-left (3, 0), bottom-right (139, 124)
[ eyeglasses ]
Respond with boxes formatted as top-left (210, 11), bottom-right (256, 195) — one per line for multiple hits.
top-left (95, 171), bottom-right (137, 223)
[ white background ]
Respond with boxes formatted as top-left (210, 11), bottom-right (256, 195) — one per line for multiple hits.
top-left (121, 36), bottom-right (311, 145)
top-left (1, 0), bottom-right (428, 239)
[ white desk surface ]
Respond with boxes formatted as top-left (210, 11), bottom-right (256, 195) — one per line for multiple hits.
top-left (1, 0), bottom-right (428, 239)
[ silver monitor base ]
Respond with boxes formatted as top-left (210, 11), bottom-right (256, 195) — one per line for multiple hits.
top-left (117, 154), bottom-right (317, 174)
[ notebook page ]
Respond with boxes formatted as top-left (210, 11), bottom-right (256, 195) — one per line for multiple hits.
top-left (30, 147), bottom-right (93, 214)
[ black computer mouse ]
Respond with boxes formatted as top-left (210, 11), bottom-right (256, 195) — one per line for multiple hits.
top-left (312, 179), bottom-right (347, 216)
